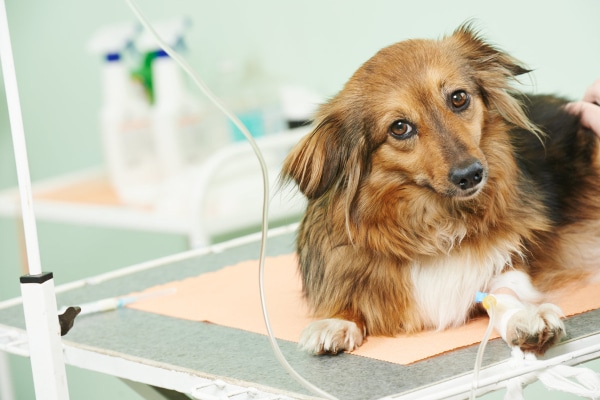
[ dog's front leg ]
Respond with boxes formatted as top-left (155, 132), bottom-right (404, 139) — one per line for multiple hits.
top-left (489, 271), bottom-right (565, 355)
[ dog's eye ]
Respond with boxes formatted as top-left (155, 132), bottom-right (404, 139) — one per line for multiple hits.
top-left (450, 90), bottom-right (470, 111)
top-left (389, 120), bottom-right (416, 140)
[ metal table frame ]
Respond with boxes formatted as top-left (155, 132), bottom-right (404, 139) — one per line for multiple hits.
top-left (1, 225), bottom-right (599, 400)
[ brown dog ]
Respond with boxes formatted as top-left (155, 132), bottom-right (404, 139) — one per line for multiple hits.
top-left (282, 24), bottom-right (600, 356)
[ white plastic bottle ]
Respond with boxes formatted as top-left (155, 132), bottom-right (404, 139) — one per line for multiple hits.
top-left (152, 49), bottom-right (209, 176)
top-left (139, 17), bottom-right (224, 181)
top-left (89, 23), bottom-right (161, 206)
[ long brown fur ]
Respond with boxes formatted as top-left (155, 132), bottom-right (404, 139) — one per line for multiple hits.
top-left (282, 24), bottom-right (600, 354)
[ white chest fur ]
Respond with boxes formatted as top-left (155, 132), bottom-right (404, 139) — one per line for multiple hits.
top-left (410, 245), bottom-right (515, 330)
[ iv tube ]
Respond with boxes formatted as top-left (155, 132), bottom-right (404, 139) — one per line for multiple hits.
top-left (124, 4), bottom-right (508, 400)
top-left (470, 293), bottom-right (498, 400)
top-left (124, 1), bottom-right (338, 399)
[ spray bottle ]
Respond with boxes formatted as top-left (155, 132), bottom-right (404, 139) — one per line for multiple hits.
top-left (88, 22), bottom-right (160, 206)
top-left (137, 17), bottom-right (225, 181)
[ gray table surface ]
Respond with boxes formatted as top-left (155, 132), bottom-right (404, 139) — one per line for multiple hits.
top-left (1, 230), bottom-right (599, 400)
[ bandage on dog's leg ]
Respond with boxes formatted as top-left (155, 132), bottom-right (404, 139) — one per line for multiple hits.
top-left (488, 271), bottom-right (565, 355)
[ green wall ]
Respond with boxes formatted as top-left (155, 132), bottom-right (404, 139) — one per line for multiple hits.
top-left (1, 1), bottom-right (599, 399)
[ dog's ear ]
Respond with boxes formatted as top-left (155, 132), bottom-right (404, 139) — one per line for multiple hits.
top-left (281, 103), bottom-right (370, 200)
top-left (450, 23), bottom-right (542, 136)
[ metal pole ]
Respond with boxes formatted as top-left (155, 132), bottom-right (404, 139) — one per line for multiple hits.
top-left (0, 1), bottom-right (69, 398)
top-left (0, 352), bottom-right (15, 400)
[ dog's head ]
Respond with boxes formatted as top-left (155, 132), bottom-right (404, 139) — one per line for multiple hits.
top-left (282, 24), bottom-right (539, 206)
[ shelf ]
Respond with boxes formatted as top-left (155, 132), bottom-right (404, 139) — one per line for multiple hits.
top-left (0, 129), bottom-right (309, 247)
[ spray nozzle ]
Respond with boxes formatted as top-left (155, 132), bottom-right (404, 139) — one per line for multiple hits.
top-left (87, 22), bottom-right (141, 59)
top-left (136, 16), bottom-right (191, 53)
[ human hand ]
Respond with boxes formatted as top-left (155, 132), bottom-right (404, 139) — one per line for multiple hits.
top-left (565, 79), bottom-right (600, 136)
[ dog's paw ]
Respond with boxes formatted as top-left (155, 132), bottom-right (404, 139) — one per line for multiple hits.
top-left (299, 318), bottom-right (364, 355)
top-left (505, 303), bottom-right (565, 355)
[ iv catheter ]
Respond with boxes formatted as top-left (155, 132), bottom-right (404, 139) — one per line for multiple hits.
top-left (58, 288), bottom-right (176, 316)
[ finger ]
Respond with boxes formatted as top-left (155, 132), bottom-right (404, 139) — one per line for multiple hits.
top-left (579, 102), bottom-right (600, 136)
top-left (582, 79), bottom-right (600, 105)
top-left (564, 101), bottom-right (584, 116)
top-left (565, 101), bottom-right (600, 137)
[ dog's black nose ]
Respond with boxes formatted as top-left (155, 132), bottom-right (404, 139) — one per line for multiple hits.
top-left (450, 161), bottom-right (484, 191)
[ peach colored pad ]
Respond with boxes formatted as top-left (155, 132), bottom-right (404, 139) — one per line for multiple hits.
top-left (127, 253), bottom-right (600, 365)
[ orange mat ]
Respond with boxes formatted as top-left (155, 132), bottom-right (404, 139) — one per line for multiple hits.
top-left (127, 253), bottom-right (600, 365)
